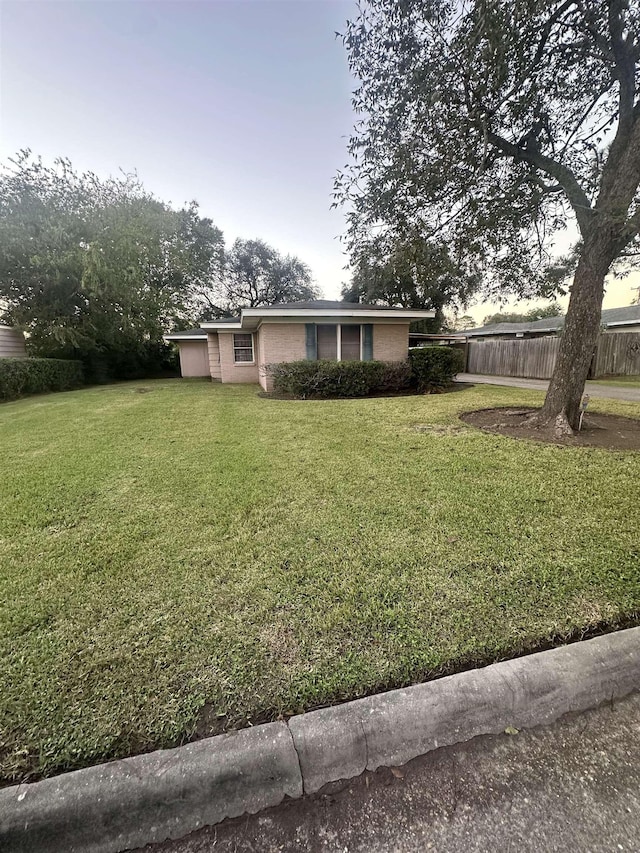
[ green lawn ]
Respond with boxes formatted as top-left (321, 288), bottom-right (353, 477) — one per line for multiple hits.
top-left (591, 375), bottom-right (640, 387)
top-left (1, 380), bottom-right (639, 784)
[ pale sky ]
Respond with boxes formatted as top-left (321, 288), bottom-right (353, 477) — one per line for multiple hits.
top-left (1, 0), bottom-right (637, 321)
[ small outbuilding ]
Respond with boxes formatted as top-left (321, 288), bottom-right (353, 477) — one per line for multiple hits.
top-left (0, 325), bottom-right (26, 358)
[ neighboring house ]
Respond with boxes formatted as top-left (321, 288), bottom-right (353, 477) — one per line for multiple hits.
top-left (164, 300), bottom-right (434, 391)
top-left (0, 325), bottom-right (26, 358)
top-left (463, 304), bottom-right (640, 340)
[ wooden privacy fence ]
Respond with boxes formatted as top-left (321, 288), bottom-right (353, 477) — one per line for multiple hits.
top-left (467, 336), bottom-right (561, 379)
top-left (592, 332), bottom-right (640, 377)
top-left (466, 332), bottom-right (640, 379)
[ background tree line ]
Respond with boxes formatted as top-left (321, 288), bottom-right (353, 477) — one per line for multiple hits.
top-left (0, 152), bottom-right (317, 381)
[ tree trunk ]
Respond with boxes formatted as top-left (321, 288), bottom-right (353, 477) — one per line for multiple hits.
top-left (531, 235), bottom-right (615, 435)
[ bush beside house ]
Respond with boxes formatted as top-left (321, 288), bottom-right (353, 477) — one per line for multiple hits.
top-left (267, 360), bottom-right (411, 399)
top-left (409, 346), bottom-right (465, 392)
top-left (0, 358), bottom-right (84, 402)
top-left (267, 347), bottom-right (464, 399)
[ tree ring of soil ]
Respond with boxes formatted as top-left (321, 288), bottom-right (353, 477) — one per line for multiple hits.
top-left (460, 407), bottom-right (640, 450)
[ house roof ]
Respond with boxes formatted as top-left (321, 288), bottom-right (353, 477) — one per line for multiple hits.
top-left (201, 300), bottom-right (435, 331)
top-left (164, 318), bottom-right (241, 341)
top-left (463, 304), bottom-right (640, 337)
top-left (163, 327), bottom-right (209, 341)
top-left (600, 304), bottom-right (640, 326)
top-left (254, 300), bottom-right (422, 312)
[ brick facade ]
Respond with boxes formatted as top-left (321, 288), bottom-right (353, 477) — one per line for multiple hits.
top-left (218, 332), bottom-right (260, 384)
top-left (258, 323), bottom-right (307, 391)
top-left (207, 334), bottom-right (222, 381)
top-left (372, 323), bottom-right (411, 362)
top-left (199, 322), bottom-right (410, 388)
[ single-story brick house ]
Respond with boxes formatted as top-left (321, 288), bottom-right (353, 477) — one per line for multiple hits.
top-left (165, 300), bottom-right (435, 391)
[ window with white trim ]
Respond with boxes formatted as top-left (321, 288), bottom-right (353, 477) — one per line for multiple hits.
top-left (316, 324), bottom-right (362, 360)
top-left (233, 333), bottom-right (254, 363)
top-left (340, 324), bottom-right (361, 361)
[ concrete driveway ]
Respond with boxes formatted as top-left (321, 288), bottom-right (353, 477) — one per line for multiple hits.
top-left (458, 372), bottom-right (640, 402)
top-left (139, 693), bottom-right (640, 853)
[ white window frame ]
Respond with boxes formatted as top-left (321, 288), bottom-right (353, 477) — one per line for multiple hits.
top-left (337, 323), bottom-right (363, 362)
top-left (232, 333), bottom-right (255, 364)
top-left (314, 324), bottom-right (364, 362)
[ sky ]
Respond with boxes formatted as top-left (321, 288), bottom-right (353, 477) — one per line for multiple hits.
top-left (0, 0), bottom-right (637, 323)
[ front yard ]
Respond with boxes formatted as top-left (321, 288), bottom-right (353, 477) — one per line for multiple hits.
top-left (1, 380), bottom-right (639, 783)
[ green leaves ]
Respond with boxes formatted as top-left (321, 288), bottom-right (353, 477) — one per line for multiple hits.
top-left (216, 238), bottom-right (319, 318)
top-left (335, 0), bottom-right (640, 294)
top-left (0, 153), bottom-right (224, 380)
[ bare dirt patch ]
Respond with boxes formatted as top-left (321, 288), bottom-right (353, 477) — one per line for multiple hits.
top-left (461, 407), bottom-right (640, 450)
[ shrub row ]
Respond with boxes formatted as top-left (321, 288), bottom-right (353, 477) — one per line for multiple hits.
top-left (408, 346), bottom-right (465, 392)
top-left (267, 359), bottom-right (412, 399)
top-left (0, 357), bottom-right (84, 402)
top-left (266, 346), bottom-right (464, 399)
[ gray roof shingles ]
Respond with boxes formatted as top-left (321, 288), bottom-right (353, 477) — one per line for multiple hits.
top-left (464, 304), bottom-right (640, 336)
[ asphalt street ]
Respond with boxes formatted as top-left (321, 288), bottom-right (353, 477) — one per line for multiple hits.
top-left (139, 692), bottom-right (640, 853)
top-left (458, 373), bottom-right (640, 402)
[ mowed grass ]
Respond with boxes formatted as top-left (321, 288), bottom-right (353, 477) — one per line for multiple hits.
top-left (1, 380), bottom-right (639, 783)
top-left (591, 375), bottom-right (640, 387)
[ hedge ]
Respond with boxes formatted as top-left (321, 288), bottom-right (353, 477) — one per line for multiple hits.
top-left (0, 357), bottom-right (84, 402)
top-left (266, 359), bottom-right (411, 399)
top-left (409, 346), bottom-right (465, 392)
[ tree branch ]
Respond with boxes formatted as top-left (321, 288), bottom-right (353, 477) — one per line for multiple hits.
top-left (487, 131), bottom-right (594, 235)
top-left (608, 0), bottom-right (636, 133)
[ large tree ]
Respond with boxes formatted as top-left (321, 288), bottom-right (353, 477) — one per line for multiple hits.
top-left (336, 0), bottom-right (640, 433)
top-left (342, 233), bottom-right (481, 331)
top-left (201, 238), bottom-right (318, 318)
top-left (0, 152), bottom-right (224, 379)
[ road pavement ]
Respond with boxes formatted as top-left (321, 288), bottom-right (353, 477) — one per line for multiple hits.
top-left (458, 373), bottom-right (640, 402)
top-left (138, 691), bottom-right (640, 853)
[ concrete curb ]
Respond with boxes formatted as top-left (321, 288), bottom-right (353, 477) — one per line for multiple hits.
top-left (0, 722), bottom-right (301, 853)
top-left (1, 627), bottom-right (639, 852)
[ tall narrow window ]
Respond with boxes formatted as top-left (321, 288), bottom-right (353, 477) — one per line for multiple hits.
top-left (317, 325), bottom-right (337, 359)
top-left (340, 325), bottom-right (361, 361)
top-left (233, 333), bottom-right (254, 363)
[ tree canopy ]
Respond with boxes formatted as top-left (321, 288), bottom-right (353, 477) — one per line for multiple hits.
top-left (201, 238), bottom-right (318, 319)
top-left (0, 152), bottom-right (224, 380)
top-left (336, 0), bottom-right (640, 431)
top-left (0, 152), bottom-right (316, 379)
top-left (482, 303), bottom-right (563, 326)
top-left (342, 234), bottom-right (480, 331)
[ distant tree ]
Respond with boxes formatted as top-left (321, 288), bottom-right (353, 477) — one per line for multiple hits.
top-left (342, 235), bottom-right (480, 332)
top-left (337, 0), bottom-right (640, 434)
top-left (0, 152), bottom-right (224, 380)
top-left (482, 302), bottom-right (563, 326)
top-left (451, 314), bottom-right (477, 331)
top-left (202, 238), bottom-right (318, 318)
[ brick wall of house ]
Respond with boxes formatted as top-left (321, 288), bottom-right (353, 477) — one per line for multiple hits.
top-left (372, 323), bottom-right (410, 362)
top-left (207, 333), bottom-right (222, 381)
top-left (218, 331), bottom-right (259, 383)
top-left (258, 322), bottom-right (307, 390)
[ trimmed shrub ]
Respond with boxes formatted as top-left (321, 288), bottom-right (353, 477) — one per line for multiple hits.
top-left (409, 346), bottom-right (465, 392)
top-left (0, 357), bottom-right (84, 402)
top-left (266, 359), bottom-right (411, 399)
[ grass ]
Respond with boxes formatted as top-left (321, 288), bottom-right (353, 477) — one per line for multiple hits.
top-left (591, 375), bottom-right (640, 387)
top-left (1, 379), bottom-right (639, 784)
